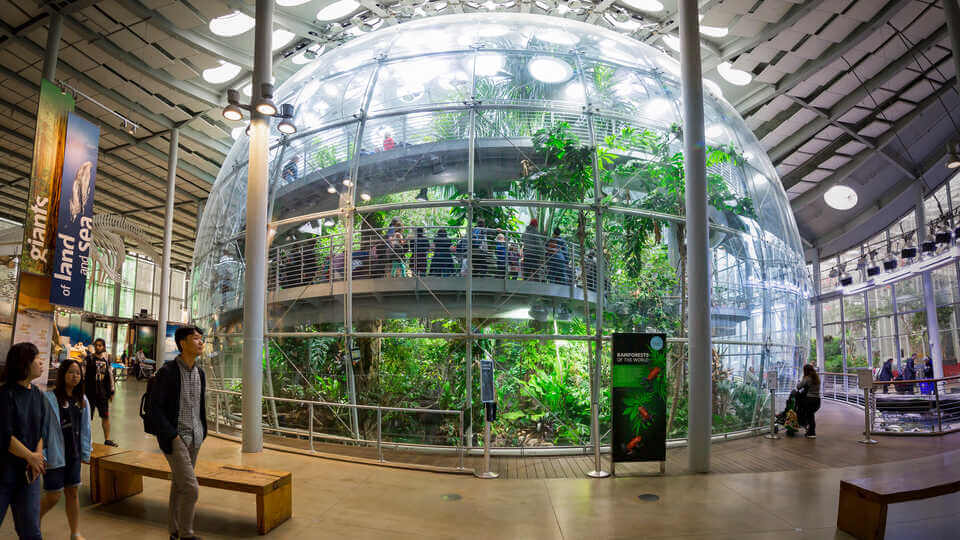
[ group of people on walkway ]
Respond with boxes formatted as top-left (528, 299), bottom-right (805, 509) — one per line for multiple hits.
top-left (275, 218), bottom-right (603, 290)
top-left (0, 326), bottom-right (207, 540)
top-left (875, 353), bottom-right (936, 394)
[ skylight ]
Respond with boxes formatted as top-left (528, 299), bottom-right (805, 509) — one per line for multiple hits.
top-left (209, 12), bottom-right (255, 37)
top-left (717, 62), bottom-right (752, 86)
top-left (203, 61), bottom-right (242, 84)
top-left (317, 0), bottom-right (360, 22)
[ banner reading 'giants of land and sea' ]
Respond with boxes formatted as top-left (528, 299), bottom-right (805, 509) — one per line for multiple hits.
top-left (49, 114), bottom-right (98, 309)
top-left (8, 78), bottom-right (75, 378)
top-left (21, 78), bottom-right (75, 276)
top-left (611, 333), bottom-right (667, 463)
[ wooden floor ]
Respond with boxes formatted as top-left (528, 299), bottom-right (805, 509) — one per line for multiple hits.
top-left (212, 399), bottom-right (960, 478)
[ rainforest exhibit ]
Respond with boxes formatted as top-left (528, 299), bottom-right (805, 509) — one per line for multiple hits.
top-left (191, 13), bottom-right (810, 456)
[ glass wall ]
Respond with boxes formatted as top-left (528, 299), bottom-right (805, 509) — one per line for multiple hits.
top-left (812, 172), bottom-right (960, 377)
top-left (192, 14), bottom-right (810, 455)
top-left (84, 253), bottom-right (188, 322)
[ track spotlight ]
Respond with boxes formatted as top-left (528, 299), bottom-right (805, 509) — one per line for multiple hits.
top-left (255, 83), bottom-right (278, 116)
top-left (327, 185), bottom-right (337, 194)
top-left (223, 103), bottom-right (243, 121)
top-left (839, 274), bottom-right (853, 287)
top-left (323, 217), bottom-right (335, 227)
top-left (947, 142), bottom-right (960, 169)
top-left (415, 187), bottom-right (428, 201)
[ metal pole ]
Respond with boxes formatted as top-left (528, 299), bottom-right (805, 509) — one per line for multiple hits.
top-left (858, 386), bottom-right (878, 444)
top-left (464, 53), bottom-right (478, 449)
top-left (680, 0), bottom-right (712, 473)
top-left (476, 407), bottom-right (499, 479)
top-left (945, 0), bottom-right (960, 96)
top-left (241, 0), bottom-right (272, 453)
top-left (188, 200), bottom-right (205, 323)
top-left (813, 257), bottom-right (825, 372)
top-left (377, 406), bottom-right (383, 462)
top-left (763, 388), bottom-right (779, 439)
top-left (917, 196), bottom-right (945, 378)
top-left (157, 128), bottom-right (179, 363)
top-left (578, 50), bottom-right (609, 479)
top-left (42, 13), bottom-right (63, 82)
top-left (308, 403), bottom-right (314, 452)
top-left (458, 411), bottom-right (465, 470)
top-left (934, 382), bottom-right (943, 433)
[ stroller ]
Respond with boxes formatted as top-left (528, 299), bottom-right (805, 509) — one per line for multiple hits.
top-left (775, 389), bottom-right (805, 436)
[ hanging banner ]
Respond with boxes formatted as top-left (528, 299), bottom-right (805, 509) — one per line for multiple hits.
top-left (611, 332), bottom-right (667, 463)
top-left (21, 79), bottom-right (75, 276)
top-left (7, 78), bottom-right (74, 382)
top-left (50, 113), bottom-right (98, 309)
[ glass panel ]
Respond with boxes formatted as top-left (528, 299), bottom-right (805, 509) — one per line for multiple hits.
top-left (868, 285), bottom-right (893, 316)
top-left (894, 276), bottom-right (923, 313)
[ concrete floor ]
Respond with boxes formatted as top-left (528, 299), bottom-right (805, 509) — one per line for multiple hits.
top-left (3, 378), bottom-right (958, 539)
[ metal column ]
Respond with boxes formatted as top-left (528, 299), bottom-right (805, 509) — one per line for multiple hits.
top-left (241, 0), bottom-right (273, 453)
top-left (917, 196), bottom-right (945, 378)
top-left (679, 0), bottom-right (711, 474)
top-left (813, 257), bottom-right (825, 372)
top-left (464, 50), bottom-right (479, 448)
top-left (42, 13), bottom-right (63, 82)
top-left (945, 0), bottom-right (960, 96)
top-left (157, 128), bottom-right (179, 361)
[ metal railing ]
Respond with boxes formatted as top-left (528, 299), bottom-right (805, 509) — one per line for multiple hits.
top-left (206, 387), bottom-right (467, 472)
top-left (267, 226), bottom-right (599, 293)
top-left (821, 371), bottom-right (960, 435)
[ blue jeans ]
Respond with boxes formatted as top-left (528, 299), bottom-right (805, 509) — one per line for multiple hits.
top-left (0, 478), bottom-right (43, 539)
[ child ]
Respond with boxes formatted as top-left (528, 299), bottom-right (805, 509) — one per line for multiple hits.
top-left (390, 231), bottom-right (407, 277)
top-left (41, 358), bottom-right (92, 540)
top-left (0, 342), bottom-right (51, 540)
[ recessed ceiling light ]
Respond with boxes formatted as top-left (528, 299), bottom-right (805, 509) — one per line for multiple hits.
top-left (273, 29), bottom-right (296, 51)
top-left (662, 34), bottom-right (680, 52)
top-left (203, 61), bottom-right (242, 84)
top-left (317, 0), bottom-right (360, 22)
top-left (528, 56), bottom-right (573, 83)
top-left (717, 61), bottom-right (752, 86)
top-left (621, 0), bottom-right (664, 12)
top-left (824, 185), bottom-right (858, 211)
top-left (277, 0), bottom-right (311, 6)
top-left (698, 16), bottom-right (728, 38)
top-left (209, 12), bottom-right (255, 37)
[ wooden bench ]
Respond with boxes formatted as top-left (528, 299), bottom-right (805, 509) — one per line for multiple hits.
top-left (90, 445), bottom-right (291, 535)
top-left (837, 466), bottom-right (960, 539)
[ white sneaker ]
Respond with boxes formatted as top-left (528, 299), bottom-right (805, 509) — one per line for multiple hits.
top-left (805, 434), bottom-right (816, 439)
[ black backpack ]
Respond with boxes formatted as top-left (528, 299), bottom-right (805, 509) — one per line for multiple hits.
top-left (140, 373), bottom-right (159, 435)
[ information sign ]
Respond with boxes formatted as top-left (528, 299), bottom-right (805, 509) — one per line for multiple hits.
top-left (611, 333), bottom-right (667, 463)
top-left (480, 359), bottom-right (494, 403)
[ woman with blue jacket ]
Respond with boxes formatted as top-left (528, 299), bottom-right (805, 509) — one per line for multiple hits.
top-left (41, 359), bottom-right (91, 540)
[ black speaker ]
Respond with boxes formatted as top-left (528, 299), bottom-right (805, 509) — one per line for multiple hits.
top-left (866, 266), bottom-right (881, 277)
top-left (839, 276), bottom-right (853, 286)
top-left (936, 231), bottom-right (952, 244)
top-left (901, 247), bottom-right (917, 259)
top-left (883, 259), bottom-right (897, 271)
top-left (921, 241), bottom-right (937, 253)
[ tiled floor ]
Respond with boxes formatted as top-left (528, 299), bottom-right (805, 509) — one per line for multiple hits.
top-left (3, 379), bottom-right (958, 539)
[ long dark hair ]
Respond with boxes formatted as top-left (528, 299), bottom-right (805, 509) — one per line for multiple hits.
top-left (803, 363), bottom-right (820, 385)
top-left (54, 359), bottom-right (86, 409)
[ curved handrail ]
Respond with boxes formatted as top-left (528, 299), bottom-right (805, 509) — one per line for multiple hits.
top-left (821, 371), bottom-right (960, 385)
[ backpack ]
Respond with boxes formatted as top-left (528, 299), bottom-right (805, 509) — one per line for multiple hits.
top-left (140, 373), bottom-right (159, 435)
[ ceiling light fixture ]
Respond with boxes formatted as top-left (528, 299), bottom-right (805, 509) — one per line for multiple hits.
top-left (209, 12), bottom-right (255, 37)
top-left (277, 104), bottom-right (297, 134)
top-left (946, 142), bottom-right (960, 169)
top-left (717, 62), bottom-right (751, 86)
top-left (823, 185), bottom-right (857, 211)
top-left (317, 0), bottom-right (360, 22)
top-left (221, 87), bottom-right (297, 134)
top-left (360, 192), bottom-right (371, 201)
top-left (327, 185), bottom-right (337, 194)
top-left (256, 83), bottom-right (279, 116)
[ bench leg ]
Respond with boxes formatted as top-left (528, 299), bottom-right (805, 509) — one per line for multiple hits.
top-left (837, 487), bottom-right (887, 540)
top-left (256, 482), bottom-right (292, 535)
top-left (97, 468), bottom-right (144, 505)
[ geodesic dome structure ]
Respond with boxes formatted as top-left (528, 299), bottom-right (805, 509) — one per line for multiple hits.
top-left (192, 13), bottom-right (809, 451)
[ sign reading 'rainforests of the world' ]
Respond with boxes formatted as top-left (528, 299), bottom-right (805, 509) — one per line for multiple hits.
top-left (611, 333), bottom-right (667, 463)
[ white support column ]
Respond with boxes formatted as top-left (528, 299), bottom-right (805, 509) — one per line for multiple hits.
top-left (679, 0), bottom-right (711, 474)
top-left (917, 195), bottom-right (945, 378)
top-left (157, 128), bottom-right (179, 363)
top-left (241, 0), bottom-right (273, 453)
top-left (813, 257), bottom-right (825, 372)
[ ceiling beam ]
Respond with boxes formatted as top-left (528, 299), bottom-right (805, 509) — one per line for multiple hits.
top-left (735, 0), bottom-right (915, 116)
top-left (768, 24), bottom-right (949, 164)
top-left (60, 14), bottom-right (222, 107)
top-left (780, 59), bottom-right (953, 188)
top-left (784, 94), bottom-right (917, 180)
top-left (123, 0), bottom-right (254, 70)
top-left (791, 78), bottom-right (958, 210)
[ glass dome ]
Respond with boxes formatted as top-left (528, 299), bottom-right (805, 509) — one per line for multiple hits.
top-left (192, 13), bottom-right (810, 456)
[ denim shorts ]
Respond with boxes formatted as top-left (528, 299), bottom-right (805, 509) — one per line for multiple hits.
top-left (43, 457), bottom-right (82, 491)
